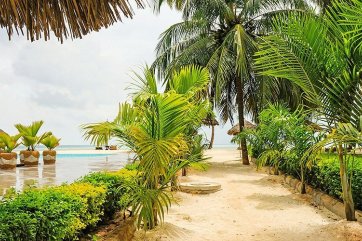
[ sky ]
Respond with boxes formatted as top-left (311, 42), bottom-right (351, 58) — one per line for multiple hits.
top-left (0, 6), bottom-right (233, 146)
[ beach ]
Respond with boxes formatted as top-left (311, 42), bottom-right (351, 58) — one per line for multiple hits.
top-left (134, 148), bottom-right (362, 241)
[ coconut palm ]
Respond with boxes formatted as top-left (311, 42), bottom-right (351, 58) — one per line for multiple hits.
top-left (254, 0), bottom-right (362, 220)
top-left (82, 65), bottom-right (210, 229)
top-left (130, 65), bottom-right (211, 176)
top-left (0, 0), bottom-right (144, 42)
top-left (152, 0), bottom-right (315, 165)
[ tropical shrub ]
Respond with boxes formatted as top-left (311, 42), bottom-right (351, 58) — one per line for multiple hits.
top-left (41, 135), bottom-right (61, 150)
top-left (0, 170), bottom-right (138, 240)
top-left (15, 120), bottom-right (51, 151)
top-left (0, 188), bottom-right (83, 241)
top-left (56, 183), bottom-right (106, 229)
top-left (82, 65), bottom-right (210, 230)
top-left (0, 132), bottom-right (21, 153)
top-left (77, 170), bottom-right (138, 219)
top-left (254, 0), bottom-right (362, 221)
top-left (246, 104), bottom-right (320, 193)
top-left (306, 154), bottom-right (362, 211)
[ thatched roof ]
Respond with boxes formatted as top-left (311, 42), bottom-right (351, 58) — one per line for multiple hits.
top-left (227, 121), bottom-right (256, 135)
top-left (202, 118), bottom-right (219, 126)
top-left (305, 120), bottom-right (323, 131)
top-left (0, 0), bottom-right (144, 42)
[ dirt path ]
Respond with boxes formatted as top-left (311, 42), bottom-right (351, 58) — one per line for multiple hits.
top-left (134, 149), bottom-right (362, 241)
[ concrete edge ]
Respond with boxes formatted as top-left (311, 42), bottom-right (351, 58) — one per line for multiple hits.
top-left (280, 173), bottom-right (362, 223)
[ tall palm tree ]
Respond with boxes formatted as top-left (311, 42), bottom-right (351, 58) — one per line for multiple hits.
top-left (0, 0), bottom-right (144, 42)
top-left (152, 0), bottom-right (314, 165)
top-left (254, 1), bottom-right (362, 221)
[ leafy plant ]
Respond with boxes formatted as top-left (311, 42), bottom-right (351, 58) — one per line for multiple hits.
top-left (82, 65), bottom-right (210, 229)
top-left (0, 132), bottom-right (22, 153)
top-left (55, 183), bottom-right (106, 229)
top-left (153, 0), bottom-right (319, 165)
top-left (41, 135), bottom-right (61, 150)
top-left (254, 0), bottom-right (362, 220)
top-left (15, 121), bottom-right (51, 151)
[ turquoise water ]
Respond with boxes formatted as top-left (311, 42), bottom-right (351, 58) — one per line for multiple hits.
top-left (15, 145), bottom-right (95, 151)
top-left (56, 153), bottom-right (114, 159)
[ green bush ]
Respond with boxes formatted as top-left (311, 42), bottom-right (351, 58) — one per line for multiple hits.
top-left (77, 170), bottom-right (138, 219)
top-left (56, 183), bottom-right (106, 229)
top-left (0, 170), bottom-right (138, 241)
top-left (306, 154), bottom-right (362, 210)
top-left (0, 188), bottom-right (83, 241)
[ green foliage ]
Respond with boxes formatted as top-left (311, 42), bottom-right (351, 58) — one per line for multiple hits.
top-left (0, 132), bottom-right (22, 153)
top-left (77, 171), bottom-right (137, 219)
top-left (0, 170), bottom-right (139, 241)
top-left (153, 0), bottom-right (315, 123)
top-left (249, 105), bottom-right (296, 171)
top-left (0, 188), bottom-right (83, 241)
top-left (81, 65), bottom-right (210, 229)
top-left (247, 104), bottom-right (319, 192)
top-left (15, 121), bottom-right (51, 151)
top-left (55, 183), bottom-right (106, 229)
top-left (80, 121), bottom-right (113, 147)
top-left (124, 161), bottom-right (140, 171)
top-left (254, 0), bottom-right (362, 220)
top-left (187, 134), bottom-right (210, 171)
top-left (307, 154), bottom-right (362, 210)
top-left (41, 135), bottom-right (61, 150)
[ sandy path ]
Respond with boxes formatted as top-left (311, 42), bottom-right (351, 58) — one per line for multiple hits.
top-left (134, 149), bottom-right (362, 241)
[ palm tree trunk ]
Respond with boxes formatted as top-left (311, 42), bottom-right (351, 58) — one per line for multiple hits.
top-left (301, 165), bottom-right (306, 194)
top-left (235, 75), bottom-right (249, 165)
top-left (338, 144), bottom-right (356, 221)
top-left (208, 125), bottom-right (215, 149)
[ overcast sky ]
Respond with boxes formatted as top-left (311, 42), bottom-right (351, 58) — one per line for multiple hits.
top-left (0, 6), bottom-right (233, 146)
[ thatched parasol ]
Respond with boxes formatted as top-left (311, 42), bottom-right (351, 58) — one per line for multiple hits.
top-left (227, 121), bottom-right (256, 135)
top-left (202, 118), bottom-right (219, 126)
top-left (0, 0), bottom-right (144, 42)
top-left (305, 120), bottom-right (323, 131)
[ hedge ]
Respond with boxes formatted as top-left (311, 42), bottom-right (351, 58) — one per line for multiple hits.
top-left (0, 169), bottom-right (138, 241)
top-left (306, 154), bottom-right (362, 211)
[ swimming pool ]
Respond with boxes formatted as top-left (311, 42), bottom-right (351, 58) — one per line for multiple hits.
top-left (53, 153), bottom-right (114, 159)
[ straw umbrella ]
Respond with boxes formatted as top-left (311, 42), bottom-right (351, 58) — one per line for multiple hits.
top-left (202, 117), bottom-right (219, 149)
top-left (227, 121), bottom-right (256, 136)
top-left (0, 0), bottom-right (144, 42)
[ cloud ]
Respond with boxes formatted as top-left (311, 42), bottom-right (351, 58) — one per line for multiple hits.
top-left (0, 6), bottom-right (233, 145)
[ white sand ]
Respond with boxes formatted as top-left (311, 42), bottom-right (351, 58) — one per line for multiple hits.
top-left (134, 148), bottom-right (362, 241)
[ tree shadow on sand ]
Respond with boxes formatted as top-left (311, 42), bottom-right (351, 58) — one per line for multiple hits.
top-left (246, 193), bottom-right (302, 210)
top-left (134, 222), bottom-right (192, 241)
top-left (229, 175), bottom-right (282, 187)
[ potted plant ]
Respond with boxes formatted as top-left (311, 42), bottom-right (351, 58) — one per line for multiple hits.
top-left (0, 132), bottom-right (21, 169)
top-left (15, 121), bottom-right (51, 166)
top-left (41, 135), bottom-right (60, 164)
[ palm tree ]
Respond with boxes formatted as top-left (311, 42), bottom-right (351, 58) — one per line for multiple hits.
top-left (0, 0), bottom-right (144, 42)
top-left (152, 0), bottom-right (314, 165)
top-left (82, 65), bottom-right (210, 229)
top-left (254, 0), bottom-right (362, 221)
